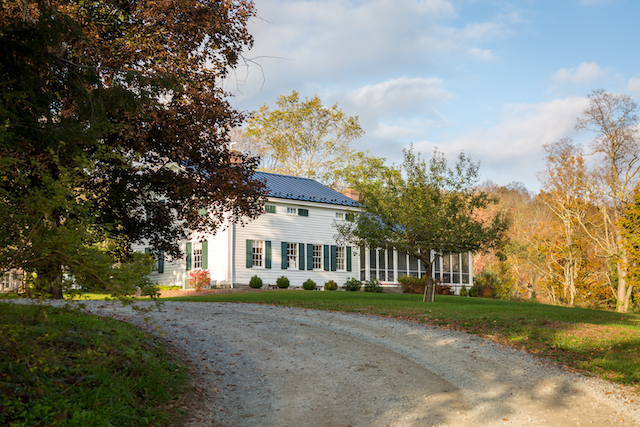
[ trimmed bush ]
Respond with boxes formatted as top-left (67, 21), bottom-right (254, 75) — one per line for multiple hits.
top-left (343, 277), bottom-right (362, 292)
top-left (276, 276), bottom-right (290, 289)
top-left (364, 278), bottom-right (382, 293)
top-left (249, 275), bottom-right (263, 289)
top-left (302, 279), bottom-right (316, 290)
top-left (459, 285), bottom-right (468, 297)
top-left (324, 280), bottom-right (338, 291)
top-left (469, 285), bottom-right (478, 297)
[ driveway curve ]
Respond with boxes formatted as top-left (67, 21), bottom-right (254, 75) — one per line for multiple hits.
top-left (27, 301), bottom-right (640, 426)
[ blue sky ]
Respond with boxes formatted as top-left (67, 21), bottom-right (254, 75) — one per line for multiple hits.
top-left (226, 0), bottom-right (640, 191)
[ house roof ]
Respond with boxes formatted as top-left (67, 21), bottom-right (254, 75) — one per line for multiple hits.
top-left (254, 171), bottom-right (359, 207)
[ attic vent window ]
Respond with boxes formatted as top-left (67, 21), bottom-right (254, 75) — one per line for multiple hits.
top-left (298, 208), bottom-right (309, 217)
top-left (335, 212), bottom-right (344, 219)
top-left (265, 204), bottom-right (276, 213)
top-left (287, 207), bottom-right (297, 215)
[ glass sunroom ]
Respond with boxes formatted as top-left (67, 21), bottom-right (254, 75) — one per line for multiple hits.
top-left (359, 248), bottom-right (472, 294)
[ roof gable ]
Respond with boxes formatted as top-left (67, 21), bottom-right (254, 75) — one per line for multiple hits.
top-left (254, 172), bottom-right (358, 207)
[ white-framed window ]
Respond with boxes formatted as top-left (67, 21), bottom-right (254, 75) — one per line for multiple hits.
top-left (287, 207), bottom-right (297, 215)
top-left (312, 244), bottom-right (323, 270)
top-left (435, 252), bottom-right (470, 284)
top-left (252, 240), bottom-right (265, 267)
top-left (287, 243), bottom-right (297, 269)
top-left (336, 246), bottom-right (345, 271)
top-left (193, 242), bottom-right (203, 269)
top-left (335, 212), bottom-right (344, 219)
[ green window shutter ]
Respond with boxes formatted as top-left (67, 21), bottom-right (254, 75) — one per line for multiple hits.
top-left (246, 240), bottom-right (253, 269)
top-left (265, 241), bottom-right (272, 269)
top-left (323, 245), bottom-right (330, 271)
top-left (346, 213), bottom-right (354, 221)
top-left (298, 208), bottom-right (309, 217)
top-left (158, 251), bottom-right (164, 274)
top-left (331, 245), bottom-right (337, 271)
top-left (307, 244), bottom-right (313, 271)
top-left (281, 242), bottom-right (288, 269)
top-left (201, 240), bottom-right (208, 269)
top-left (346, 246), bottom-right (352, 272)
top-left (186, 242), bottom-right (192, 271)
top-left (299, 243), bottom-right (305, 270)
top-left (145, 247), bottom-right (150, 254)
top-left (265, 205), bottom-right (276, 213)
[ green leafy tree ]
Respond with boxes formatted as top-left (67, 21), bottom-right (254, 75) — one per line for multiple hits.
top-left (337, 147), bottom-right (507, 301)
top-left (244, 91), bottom-right (364, 182)
top-left (0, 0), bottom-right (266, 298)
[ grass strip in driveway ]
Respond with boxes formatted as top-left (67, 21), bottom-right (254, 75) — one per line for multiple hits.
top-left (161, 290), bottom-right (640, 389)
top-left (0, 302), bottom-right (191, 427)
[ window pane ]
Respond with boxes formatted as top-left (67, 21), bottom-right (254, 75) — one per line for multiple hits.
top-left (452, 253), bottom-right (460, 273)
top-left (378, 250), bottom-right (385, 272)
top-left (461, 252), bottom-right (470, 274)
top-left (287, 243), bottom-right (297, 269)
top-left (313, 245), bottom-right (322, 269)
top-left (369, 249), bottom-right (377, 268)
top-left (443, 253), bottom-right (451, 273)
top-left (409, 255), bottom-right (419, 271)
top-left (252, 241), bottom-right (263, 267)
top-left (398, 253), bottom-right (407, 270)
top-left (336, 246), bottom-right (345, 270)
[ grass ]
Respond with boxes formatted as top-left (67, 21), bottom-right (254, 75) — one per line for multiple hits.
top-left (0, 302), bottom-right (191, 427)
top-left (161, 290), bottom-right (640, 388)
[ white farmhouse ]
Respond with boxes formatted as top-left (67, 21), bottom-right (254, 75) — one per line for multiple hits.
top-left (136, 171), bottom-right (473, 292)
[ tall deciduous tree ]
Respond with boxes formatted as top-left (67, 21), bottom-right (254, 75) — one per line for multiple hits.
top-left (576, 90), bottom-right (640, 312)
top-left (0, 0), bottom-right (266, 298)
top-left (244, 91), bottom-right (364, 182)
top-left (336, 148), bottom-right (507, 301)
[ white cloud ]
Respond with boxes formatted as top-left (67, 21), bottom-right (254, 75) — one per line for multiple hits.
top-left (628, 76), bottom-right (640, 95)
top-left (552, 62), bottom-right (606, 84)
top-left (348, 76), bottom-right (451, 116)
top-left (411, 97), bottom-right (590, 190)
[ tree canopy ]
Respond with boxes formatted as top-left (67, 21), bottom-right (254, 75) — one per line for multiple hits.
top-left (0, 0), bottom-right (266, 297)
top-left (243, 91), bottom-right (364, 183)
top-left (337, 148), bottom-right (507, 299)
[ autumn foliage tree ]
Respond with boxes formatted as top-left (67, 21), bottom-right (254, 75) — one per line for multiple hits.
top-left (244, 91), bottom-right (364, 183)
top-left (0, 0), bottom-right (266, 298)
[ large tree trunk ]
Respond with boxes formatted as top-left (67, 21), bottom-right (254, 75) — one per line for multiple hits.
top-left (422, 259), bottom-right (435, 303)
top-left (616, 240), bottom-right (631, 312)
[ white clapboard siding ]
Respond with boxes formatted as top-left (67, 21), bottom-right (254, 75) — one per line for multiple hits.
top-left (131, 241), bottom-right (189, 287)
top-left (235, 198), bottom-right (359, 288)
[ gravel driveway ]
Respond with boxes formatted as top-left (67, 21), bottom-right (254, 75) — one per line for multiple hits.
top-left (14, 300), bottom-right (640, 426)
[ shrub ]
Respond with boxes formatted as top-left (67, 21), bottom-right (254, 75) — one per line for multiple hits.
top-left (364, 278), bottom-right (382, 293)
top-left (302, 279), bottom-right (316, 290)
top-left (343, 277), bottom-right (362, 292)
top-left (324, 280), bottom-right (338, 291)
top-left (189, 269), bottom-right (210, 291)
top-left (469, 285), bottom-right (478, 297)
top-left (276, 276), bottom-right (290, 289)
top-left (398, 275), bottom-right (453, 295)
top-left (436, 283), bottom-right (454, 295)
top-left (249, 275), bottom-right (263, 289)
top-left (459, 285), bottom-right (468, 297)
top-left (473, 271), bottom-right (502, 298)
top-left (398, 275), bottom-right (424, 294)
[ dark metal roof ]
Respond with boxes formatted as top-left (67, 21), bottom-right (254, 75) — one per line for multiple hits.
top-left (254, 172), bottom-right (359, 207)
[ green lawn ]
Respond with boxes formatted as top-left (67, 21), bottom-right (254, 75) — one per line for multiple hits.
top-left (162, 290), bottom-right (640, 388)
top-left (0, 303), bottom-right (191, 427)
